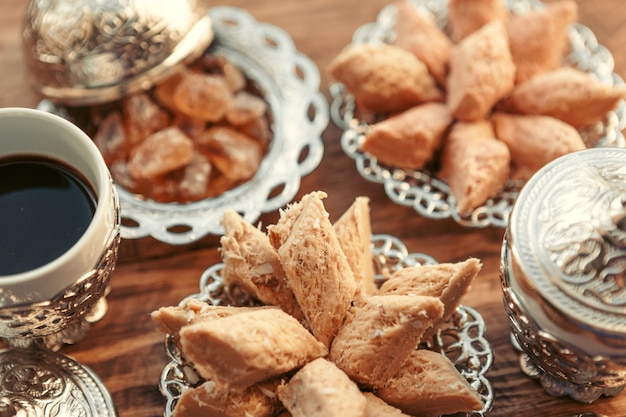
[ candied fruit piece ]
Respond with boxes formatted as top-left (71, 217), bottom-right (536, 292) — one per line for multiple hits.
top-left (173, 73), bottom-right (234, 122)
top-left (200, 54), bottom-right (247, 92)
top-left (237, 116), bottom-right (272, 149)
top-left (149, 174), bottom-right (183, 203)
top-left (93, 111), bottom-right (127, 164)
top-left (226, 91), bottom-right (269, 126)
top-left (179, 152), bottom-right (213, 201)
top-left (123, 93), bottom-right (170, 145)
top-left (127, 127), bottom-right (194, 180)
top-left (172, 113), bottom-right (207, 142)
top-left (197, 126), bottom-right (263, 183)
top-left (109, 160), bottom-right (138, 192)
top-left (206, 172), bottom-right (237, 198)
top-left (154, 71), bottom-right (186, 111)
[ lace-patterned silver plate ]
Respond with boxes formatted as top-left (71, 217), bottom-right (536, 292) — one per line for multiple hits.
top-left (159, 234), bottom-right (494, 417)
top-left (40, 6), bottom-right (327, 244)
top-left (329, 0), bottom-right (626, 228)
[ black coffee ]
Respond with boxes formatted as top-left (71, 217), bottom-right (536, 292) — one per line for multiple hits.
top-left (0, 156), bottom-right (97, 275)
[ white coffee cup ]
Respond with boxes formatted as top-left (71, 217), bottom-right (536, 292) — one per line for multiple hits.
top-left (0, 108), bottom-right (120, 346)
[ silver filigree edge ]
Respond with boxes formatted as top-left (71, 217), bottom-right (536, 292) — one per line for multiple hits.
top-left (159, 234), bottom-right (494, 416)
top-left (329, 0), bottom-right (626, 228)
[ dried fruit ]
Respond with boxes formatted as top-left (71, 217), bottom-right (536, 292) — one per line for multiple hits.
top-left (127, 127), bottom-right (194, 180)
top-left (82, 52), bottom-right (272, 203)
top-left (172, 72), bottom-right (234, 122)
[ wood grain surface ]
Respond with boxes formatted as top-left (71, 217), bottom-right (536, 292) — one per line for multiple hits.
top-left (1, 0), bottom-right (625, 416)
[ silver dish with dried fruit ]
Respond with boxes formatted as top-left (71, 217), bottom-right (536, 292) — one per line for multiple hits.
top-left (34, 6), bottom-right (327, 244)
top-left (329, 0), bottom-right (626, 228)
top-left (154, 192), bottom-right (494, 417)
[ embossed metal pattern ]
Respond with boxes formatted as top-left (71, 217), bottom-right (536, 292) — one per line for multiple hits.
top-left (23, 0), bottom-right (213, 104)
top-left (500, 239), bottom-right (626, 403)
top-left (329, 0), bottom-right (626, 228)
top-left (0, 188), bottom-right (121, 351)
top-left (39, 6), bottom-right (327, 245)
top-left (510, 148), bottom-right (626, 339)
top-left (0, 347), bottom-right (117, 416)
top-left (159, 234), bottom-right (494, 416)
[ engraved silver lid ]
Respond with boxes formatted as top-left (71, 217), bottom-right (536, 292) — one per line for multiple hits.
top-left (22, 0), bottom-right (213, 105)
top-left (502, 147), bottom-right (626, 402)
top-left (0, 347), bottom-right (116, 416)
top-left (508, 147), bottom-right (626, 351)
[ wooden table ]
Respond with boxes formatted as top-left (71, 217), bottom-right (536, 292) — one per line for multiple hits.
top-left (1, 0), bottom-right (625, 416)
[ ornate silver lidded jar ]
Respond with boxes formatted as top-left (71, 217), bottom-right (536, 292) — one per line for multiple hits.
top-left (500, 147), bottom-right (626, 403)
top-left (22, 0), bottom-right (213, 105)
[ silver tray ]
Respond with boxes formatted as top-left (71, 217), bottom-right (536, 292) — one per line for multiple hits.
top-left (159, 234), bottom-right (494, 417)
top-left (329, 0), bottom-right (626, 228)
top-left (40, 6), bottom-right (327, 244)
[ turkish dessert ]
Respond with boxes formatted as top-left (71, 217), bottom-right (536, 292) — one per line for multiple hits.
top-left (500, 66), bottom-right (626, 128)
top-left (277, 358), bottom-right (367, 417)
top-left (392, 0), bottom-right (451, 86)
top-left (439, 121), bottom-right (510, 214)
top-left (152, 191), bottom-right (486, 417)
top-left (68, 52), bottom-right (272, 203)
top-left (328, 294), bottom-right (444, 388)
top-left (376, 349), bottom-right (484, 417)
top-left (506, 0), bottom-right (578, 83)
top-left (447, 0), bottom-right (508, 42)
top-left (491, 112), bottom-right (586, 180)
top-left (328, 0), bottom-right (626, 214)
top-left (326, 43), bottom-right (443, 114)
top-left (446, 21), bottom-right (515, 121)
top-left (333, 196), bottom-right (378, 301)
top-left (361, 102), bottom-right (453, 169)
top-left (379, 258), bottom-right (482, 326)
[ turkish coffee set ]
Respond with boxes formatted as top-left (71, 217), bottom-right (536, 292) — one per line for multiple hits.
top-left (1, 0), bottom-right (625, 415)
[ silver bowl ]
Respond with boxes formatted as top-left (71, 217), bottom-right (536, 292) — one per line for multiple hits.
top-left (35, 7), bottom-right (327, 244)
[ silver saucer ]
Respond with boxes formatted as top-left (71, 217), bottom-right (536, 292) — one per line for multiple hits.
top-left (329, 0), bottom-right (626, 228)
top-left (0, 347), bottom-right (116, 417)
top-left (159, 234), bottom-right (494, 416)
